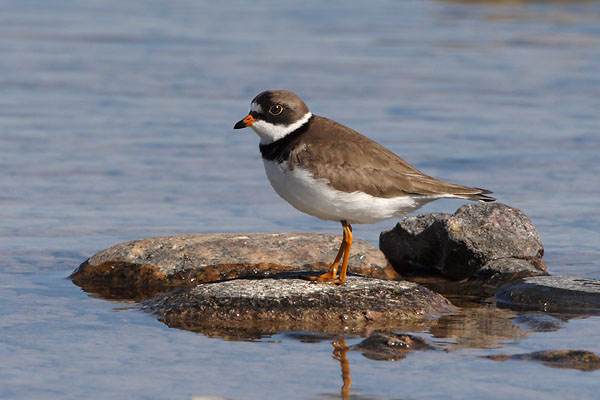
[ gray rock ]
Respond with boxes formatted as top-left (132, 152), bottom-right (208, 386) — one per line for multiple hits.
top-left (406, 258), bottom-right (551, 298)
top-left (380, 203), bottom-right (547, 281)
top-left (495, 276), bottom-right (600, 313)
top-left (474, 259), bottom-right (547, 284)
top-left (353, 331), bottom-right (434, 361)
top-left (141, 276), bottom-right (456, 339)
top-left (467, 258), bottom-right (549, 296)
top-left (379, 213), bottom-right (451, 273)
top-left (487, 350), bottom-right (600, 371)
top-left (71, 233), bottom-right (396, 300)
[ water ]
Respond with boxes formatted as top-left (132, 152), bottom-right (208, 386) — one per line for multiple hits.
top-left (1, 0), bottom-right (599, 398)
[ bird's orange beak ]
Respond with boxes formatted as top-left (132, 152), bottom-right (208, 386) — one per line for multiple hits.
top-left (234, 114), bottom-right (256, 129)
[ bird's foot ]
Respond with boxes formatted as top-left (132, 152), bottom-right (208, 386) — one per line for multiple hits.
top-left (307, 270), bottom-right (337, 283)
top-left (307, 271), bottom-right (346, 285)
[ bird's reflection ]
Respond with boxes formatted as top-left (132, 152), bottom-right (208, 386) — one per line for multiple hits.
top-left (332, 339), bottom-right (352, 399)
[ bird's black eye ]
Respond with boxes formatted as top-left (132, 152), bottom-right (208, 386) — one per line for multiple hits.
top-left (268, 104), bottom-right (284, 116)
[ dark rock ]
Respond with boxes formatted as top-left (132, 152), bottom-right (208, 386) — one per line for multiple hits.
top-left (353, 331), bottom-right (434, 361)
top-left (71, 233), bottom-right (396, 300)
top-left (474, 259), bottom-right (548, 285)
top-left (496, 276), bottom-right (600, 313)
top-left (379, 203), bottom-right (547, 282)
top-left (140, 276), bottom-right (456, 339)
top-left (285, 332), bottom-right (338, 343)
top-left (466, 258), bottom-right (549, 297)
top-left (512, 313), bottom-right (566, 332)
top-left (380, 213), bottom-right (451, 274)
top-left (403, 258), bottom-right (551, 299)
top-left (487, 350), bottom-right (600, 371)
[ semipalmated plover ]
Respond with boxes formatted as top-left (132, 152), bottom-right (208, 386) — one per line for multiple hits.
top-left (234, 90), bottom-right (494, 284)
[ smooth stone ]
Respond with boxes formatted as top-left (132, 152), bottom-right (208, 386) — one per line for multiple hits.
top-left (71, 233), bottom-right (397, 300)
top-left (487, 350), bottom-right (600, 371)
top-left (495, 276), bottom-right (600, 313)
top-left (379, 203), bottom-right (547, 281)
top-left (353, 331), bottom-right (434, 361)
top-left (140, 276), bottom-right (456, 338)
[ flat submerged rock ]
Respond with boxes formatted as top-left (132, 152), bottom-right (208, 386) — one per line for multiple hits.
top-left (496, 276), bottom-right (600, 313)
top-left (71, 233), bottom-right (396, 300)
top-left (487, 350), bottom-right (600, 371)
top-left (141, 276), bottom-right (456, 338)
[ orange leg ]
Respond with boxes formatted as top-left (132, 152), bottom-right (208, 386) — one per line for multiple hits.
top-left (309, 221), bottom-right (352, 284)
top-left (335, 223), bottom-right (352, 284)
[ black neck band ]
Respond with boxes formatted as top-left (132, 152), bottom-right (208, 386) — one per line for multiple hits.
top-left (259, 116), bottom-right (313, 162)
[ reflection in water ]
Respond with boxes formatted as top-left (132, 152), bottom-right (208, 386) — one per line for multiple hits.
top-left (429, 305), bottom-right (530, 349)
top-left (333, 339), bottom-right (352, 400)
top-left (511, 313), bottom-right (568, 332)
top-left (324, 338), bottom-right (410, 400)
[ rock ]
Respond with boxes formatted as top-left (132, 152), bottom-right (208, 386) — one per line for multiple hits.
top-left (285, 332), bottom-right (338, 343)
top-left (512, 313), bottom-right (566, 332)
top-left (353, 331), bottom-right (434, 361)
top-left (461, 258), bottom-right (550, 297)
top-left (380, 213), bottom-right (451, 275)
top-left (495, 276), bottom-right (600, 313)
top-left (71, 233), bottom-right (396, 300)
top-left (487, 350), bottom-right (600, 371)
top-left (472, 258), bottom-right (547, 286)
top-left (379, 203), bottom-right (547, 282)
top-left (403, 258), bottom-right (551, 298)
top-left (140, 276), bottom-right (456, 339)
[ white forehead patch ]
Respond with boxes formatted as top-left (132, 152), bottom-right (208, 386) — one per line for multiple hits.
top-left (250, 102), bottom-right (264, 114)
top-left (251, 112), bottom-right (312, 145)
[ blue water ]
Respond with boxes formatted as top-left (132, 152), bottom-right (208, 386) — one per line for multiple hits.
top-left (1, 0), bottom-right (599, 399)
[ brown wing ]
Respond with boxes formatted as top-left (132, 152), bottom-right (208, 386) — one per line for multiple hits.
top-left (289, 116), bottom-right (494, 200)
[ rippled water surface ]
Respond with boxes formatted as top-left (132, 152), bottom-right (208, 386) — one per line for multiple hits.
top-left (1, 0), bottom-right (599, 399)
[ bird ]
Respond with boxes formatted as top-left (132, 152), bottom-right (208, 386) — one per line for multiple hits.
top-left (234, 90), bottom-right (494, 284)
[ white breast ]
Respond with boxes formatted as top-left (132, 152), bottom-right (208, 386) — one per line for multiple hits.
top-left (263, 159), bottom-right (441, 224)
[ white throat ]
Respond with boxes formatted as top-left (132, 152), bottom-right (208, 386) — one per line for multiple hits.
top-left (251, 112), bottom-right (312, 145)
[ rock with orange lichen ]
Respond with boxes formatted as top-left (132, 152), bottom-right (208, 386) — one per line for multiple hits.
top-left (70, 233), bottom-right (396, 300)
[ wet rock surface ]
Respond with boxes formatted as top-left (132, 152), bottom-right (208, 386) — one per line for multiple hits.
top-left (495, 276), bottom-right (600, 313)
top-left (353, 331), bottom-right (435, 361)
top-left (487, 350), bottom-right (600, 371)
top-left (379, 203), bottom-right (547, 293)
top-left (511, 313), bottom-right (567, 333)
top-left (140, 276), bottom-right (456, 338)
top-left (71, 233), bottom-right (396, 300)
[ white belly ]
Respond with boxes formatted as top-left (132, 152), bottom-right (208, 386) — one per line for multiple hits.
top-left (263, 160), bottom-right (439, 224)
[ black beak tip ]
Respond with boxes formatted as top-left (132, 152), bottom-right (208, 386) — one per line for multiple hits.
top-left (233, 120), bottom-right (247, 130)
